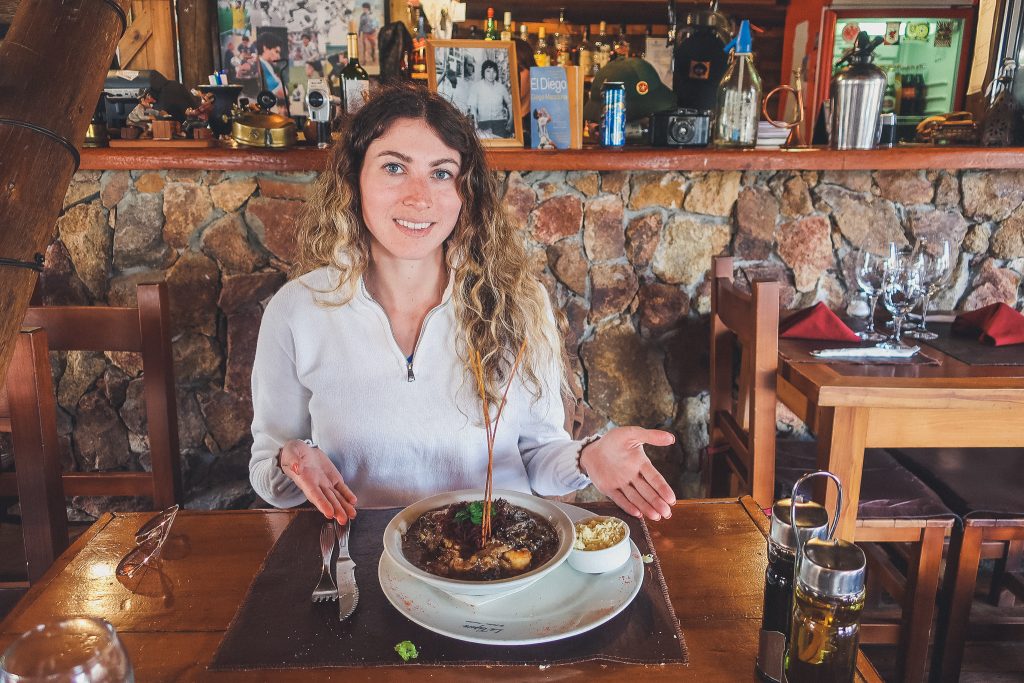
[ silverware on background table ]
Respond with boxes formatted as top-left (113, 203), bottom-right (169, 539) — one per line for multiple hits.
top-left (311, 522), bottom-right (338, 602)
top-left (335, 518), bottom-right (359, 621)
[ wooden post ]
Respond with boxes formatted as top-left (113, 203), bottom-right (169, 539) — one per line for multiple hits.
top-left (0, 0), bottom-right (127, 382)
top-left (176, 0), bottom-right (215, 93)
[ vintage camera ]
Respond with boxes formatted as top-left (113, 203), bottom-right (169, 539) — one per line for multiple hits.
top-left (650, 108), bottom-right (712, 147)
top-left (305, 78), bottom-right (331, 123)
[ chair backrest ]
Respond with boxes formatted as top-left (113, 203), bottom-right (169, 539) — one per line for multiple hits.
top-left (709, 256), bottom-right (781, 509)
top-left (21, 282), bottom-right (181, 508)
top-left (0, 328), bottom-right (69, 582)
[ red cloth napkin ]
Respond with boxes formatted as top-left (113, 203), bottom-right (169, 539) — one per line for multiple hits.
top-left (952, 303), bottom-right (1024, 346)
top-left (780, 302), bottom-right (861, 342)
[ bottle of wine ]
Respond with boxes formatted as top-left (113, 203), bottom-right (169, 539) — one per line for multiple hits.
top-left (500, 11), bottom-right (513, 41)
top-left (484, 7), bottom-right (499, 40)
top-left (342, 22), bottom-right (370, 114)
top-left (534, 26), bottom-right (551, 67)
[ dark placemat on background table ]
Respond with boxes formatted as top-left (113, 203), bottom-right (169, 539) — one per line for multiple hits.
top-left (210, 505), bottom-right (687, 670)
top-left (779, 339), bottom-right (940, 366)
top-left (921, 323), bottom-right (1024, 366)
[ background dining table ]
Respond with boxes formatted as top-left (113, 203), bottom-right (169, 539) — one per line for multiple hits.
top-left (778, 333), bottom-right (1024, 540)
top-left (0, 498), bottom-right (883, 681)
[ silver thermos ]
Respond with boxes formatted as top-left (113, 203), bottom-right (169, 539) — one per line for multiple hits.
top-left (830, 32), bottom-right (886, 150)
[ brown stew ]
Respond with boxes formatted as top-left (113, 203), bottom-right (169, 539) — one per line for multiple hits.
top-left (401, 499), bottom-right (559, 580)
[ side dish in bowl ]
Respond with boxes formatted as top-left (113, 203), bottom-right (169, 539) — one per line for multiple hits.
top-left (567, 516), bottom-right (631, 574)
top-left (383, 489), bottom-right (575, 597)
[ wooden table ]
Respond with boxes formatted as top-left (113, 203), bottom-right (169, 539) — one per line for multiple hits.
top-left (0, 499), bottom-right (882, 681)
top-left (778, 338), bottom-right (1024, 540)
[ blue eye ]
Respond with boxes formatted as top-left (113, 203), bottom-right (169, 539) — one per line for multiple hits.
top-left (383, 162), bottom-right (403, 174)
top-left (433, 169), bottom-right (454, 180)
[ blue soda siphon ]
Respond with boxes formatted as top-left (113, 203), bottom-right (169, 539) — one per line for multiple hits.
top-left (714, 19), bottom-right (762, 147)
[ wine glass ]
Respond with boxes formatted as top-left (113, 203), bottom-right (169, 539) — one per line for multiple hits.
top-left (906, 238), bottom-right (953, 340)
top-left (0, 618), bottom-right (134, 682)
top-left (880, 252), bottom-right (925, 349)
top-left (854, 246), bottom-right (888, 341)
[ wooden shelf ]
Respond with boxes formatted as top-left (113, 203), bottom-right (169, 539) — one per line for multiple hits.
top-left (77, 145), bottom-right (1024, 173)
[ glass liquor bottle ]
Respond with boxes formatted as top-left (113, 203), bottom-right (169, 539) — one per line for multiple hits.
top-left (555, 8), bottom-right (572, 67)
top-left (484, 7), bottom-right (499, 40)
top-left (342, 23), bottom-right (370, 114)
top-left (500, 11), bottom-right (513, 41)
top-left (593, 21), bottom-right (611, 75)
top-left (534, 26), bottom-right (552, 67)
top-left (613, 23), bottom-right (630, 60)
top-left (410, 6), bottom-right (427, 73)
top-left (576, 25), bottom-right (594, 74)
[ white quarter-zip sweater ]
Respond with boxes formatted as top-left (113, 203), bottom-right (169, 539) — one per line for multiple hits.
top-left (249, 267), bottom-right (592, 509)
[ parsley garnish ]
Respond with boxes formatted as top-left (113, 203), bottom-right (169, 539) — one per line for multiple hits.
top-left (454, 501), bottom-right (484, 525)
top-left (394, 640), bottom-right (419, 661)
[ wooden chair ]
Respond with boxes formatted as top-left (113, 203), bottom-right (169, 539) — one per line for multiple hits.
top-left (0, 282), bottom-right (182, 545)
top-left (0, 328), bottom-right (69, 583)
top-left (707, 256), bottom-right (955, 683)
top-left (890, 447), bottom-right (1024, 683)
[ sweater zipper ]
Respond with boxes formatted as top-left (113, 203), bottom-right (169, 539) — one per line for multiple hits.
top-left (362, 284), bottom-right (445, 382)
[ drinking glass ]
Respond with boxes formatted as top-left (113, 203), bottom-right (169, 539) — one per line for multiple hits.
top-left (0, 618), bottom-right (133, 683)
top-left (880, 253), bottom-right (925, 349)
top-left (906, 238), bottom-right (953, 340)
top-left (854, 246), bottom-right (888, 341)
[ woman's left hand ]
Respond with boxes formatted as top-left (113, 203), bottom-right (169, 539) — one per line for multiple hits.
top-left (580, 427), bottom-right (677, 521)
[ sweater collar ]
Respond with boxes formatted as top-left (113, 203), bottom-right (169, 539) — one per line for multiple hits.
top-left (356, 269), bottom-right (455, 307)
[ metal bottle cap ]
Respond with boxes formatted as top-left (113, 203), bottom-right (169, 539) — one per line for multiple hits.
top-left (797, 538), bottom-right (866, 599)
top-left (769, 498), bottom-right (830, 553)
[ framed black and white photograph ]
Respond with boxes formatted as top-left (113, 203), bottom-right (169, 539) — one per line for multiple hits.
top-left (426, 39), bottom-right (523, 148)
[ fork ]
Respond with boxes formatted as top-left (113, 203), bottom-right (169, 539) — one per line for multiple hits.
top-left (311, 522), bottom-right (338, 602)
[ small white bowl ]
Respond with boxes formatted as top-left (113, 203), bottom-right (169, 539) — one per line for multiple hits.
top-left (567, 516), bottom-right (631, 574)
top-left (383, 489), bottom-right (575, 598)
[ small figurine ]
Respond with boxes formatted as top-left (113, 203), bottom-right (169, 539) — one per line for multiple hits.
top-left (125, 89), bottom-right (162, 136)
top-left (184, 90), bottom-right (216, 138)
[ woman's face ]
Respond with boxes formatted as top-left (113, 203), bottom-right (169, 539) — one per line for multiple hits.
top-left (358, 118), bottom-right (463, 265)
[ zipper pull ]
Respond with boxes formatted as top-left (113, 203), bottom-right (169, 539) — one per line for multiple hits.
top-left (407, 360), bottom-right (415, 382)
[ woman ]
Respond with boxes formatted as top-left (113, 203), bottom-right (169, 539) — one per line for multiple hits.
top-left (249, 85), bottom-right (676, 524)
top-left (466, 59), bottom-right (513, 137)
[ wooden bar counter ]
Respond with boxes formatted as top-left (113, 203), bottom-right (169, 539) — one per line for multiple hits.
top-left (78, 144), bottom-right (1024, 173)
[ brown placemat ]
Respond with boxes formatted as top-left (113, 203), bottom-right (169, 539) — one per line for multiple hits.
top-left (921, 323), bottom-right (1024, 366)
top-left (210, 505), bottom-right (687, 670)
top-left (779, 339), bottom-right (940, 366)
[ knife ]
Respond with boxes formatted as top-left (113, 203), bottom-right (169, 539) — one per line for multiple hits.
top-left (334, 518), bottom-right (358, 621)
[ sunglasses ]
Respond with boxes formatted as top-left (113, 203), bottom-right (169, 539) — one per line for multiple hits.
top-left (115, 504), bottom-right (179, 578)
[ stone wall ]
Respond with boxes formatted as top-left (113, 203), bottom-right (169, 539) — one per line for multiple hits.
top-left (13, 166), bottom-right (1024, 511)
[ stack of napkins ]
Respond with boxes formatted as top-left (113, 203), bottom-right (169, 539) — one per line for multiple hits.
top-left (757, 121), bottom-right (791, 148)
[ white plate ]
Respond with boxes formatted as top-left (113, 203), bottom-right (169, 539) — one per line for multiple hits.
top-left (377, 503), bottom-right (645, 645)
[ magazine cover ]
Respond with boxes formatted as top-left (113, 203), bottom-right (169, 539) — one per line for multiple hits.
top-left (528, 66), bottom-right (581, 149)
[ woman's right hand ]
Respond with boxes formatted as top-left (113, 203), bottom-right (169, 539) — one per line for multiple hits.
top-left (278, 440), bottom-right (358, 522)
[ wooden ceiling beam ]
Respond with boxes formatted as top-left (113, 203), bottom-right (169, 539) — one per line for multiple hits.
top-left (0, 0), bottom-right (127, 381)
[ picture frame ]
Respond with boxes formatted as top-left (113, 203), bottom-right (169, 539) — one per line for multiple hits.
top-left (426, 39), bottom-right (523, 148)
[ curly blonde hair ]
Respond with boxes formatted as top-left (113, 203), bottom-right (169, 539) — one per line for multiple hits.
top-left (294, 84), bottom-right (564, 406)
